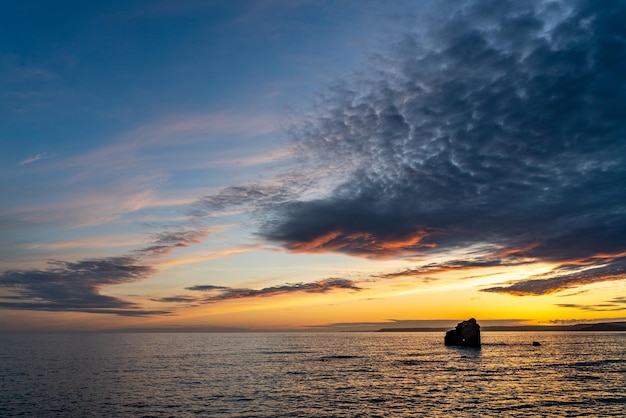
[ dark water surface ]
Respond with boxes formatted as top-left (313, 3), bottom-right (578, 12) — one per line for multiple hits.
top-left (1, 332), bottom-right (625, 417)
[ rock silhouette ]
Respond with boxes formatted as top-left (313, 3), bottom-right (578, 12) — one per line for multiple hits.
top-left (444, 318), bottom-right (481, 348)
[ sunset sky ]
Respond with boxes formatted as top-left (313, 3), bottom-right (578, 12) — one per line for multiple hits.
top-left (2, 0), bottom-right (625, 331)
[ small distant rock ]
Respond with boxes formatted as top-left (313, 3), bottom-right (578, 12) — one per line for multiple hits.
top-left (532, 341), bottom-right (541, 346)
top-left (444, 318), bottom-right (481, 348)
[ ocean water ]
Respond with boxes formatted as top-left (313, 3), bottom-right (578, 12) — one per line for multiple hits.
top-left (1, 332), bottom-right (625, 417)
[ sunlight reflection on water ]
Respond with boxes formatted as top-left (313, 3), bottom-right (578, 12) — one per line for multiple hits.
top-left (1, 332), bottom-right (625, 416)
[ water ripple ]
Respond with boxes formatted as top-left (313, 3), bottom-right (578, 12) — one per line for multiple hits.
top-left (1, 332), bottom-right (625, 416)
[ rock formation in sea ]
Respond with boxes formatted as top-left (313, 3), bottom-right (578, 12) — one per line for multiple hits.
top-left (444, 318), bottom-right (481, 348)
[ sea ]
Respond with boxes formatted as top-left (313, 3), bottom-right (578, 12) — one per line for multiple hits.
top-left (1, 331), bottom-right (625, 417)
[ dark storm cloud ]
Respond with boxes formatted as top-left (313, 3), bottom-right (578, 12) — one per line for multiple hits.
top-left (0, 257), bottom-right (168, 316)
top-left (186, 278), bottom-right (362, 302)
top-left (255, 0), bottom-right (626, 292)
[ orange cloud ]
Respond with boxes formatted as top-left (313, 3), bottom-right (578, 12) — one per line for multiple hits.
top-left (493, 242), bottom-right (540, 258)
top-left (286, 228), bottom-right (436, 258)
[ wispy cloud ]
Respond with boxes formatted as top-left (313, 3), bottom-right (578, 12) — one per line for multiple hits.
top-left (58, 110), bottom-right (281, 174)
top-left (5, 110), bottom-right (284, 227)
top-left (556, 297), bottom-right (626, 312)
top-left (25, 235), bottom-right (147, 251)
top-left (17, 153), bottom-right (45, 166)
top-left (192, 173), bottom-right (319, 218)
top-left (155, 245), bottom-right (263, 268)
top-left (482, 255), bottom-right (626, 296)
top-left (378, 257), bottom-right (533, 280)
top-left (0, 172), bottom-right (167, 229)
top-left (184, 278), bottom-right (362, 303)
top-left (149, 296), bottom-right (197, 304)
top-left (134, 228), bottom-right (210, 258)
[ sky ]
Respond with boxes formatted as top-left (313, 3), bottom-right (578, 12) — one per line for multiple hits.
top-left (1, 0), bottom-right (625, 332)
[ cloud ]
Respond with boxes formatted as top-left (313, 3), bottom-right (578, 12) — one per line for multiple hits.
top-left (1, 172), bottom-right (167, 229)
top-left (25, 234), bottom-right (146, 251)
top-left (0, 225), bottom-right (211, 315)
top-left (17, 153), bottom-right (44, 166)
top-left (150, 296), bottom-right (197, 304)
top-left (556, 297), bottom-right (626, 312)
top-left (4, 0), bottom-right (626, 317)
top-left (378, 257), bottom-right (532, 279)
top-left (186, 278), bottom-right (362, 302)
top-left (135, 228), bottom-right (210, 258)
top-left (191, 171), bottom-right (325, 218)
top-left (185, 284), bottom-right (230, 292)
top-left (154, 245), bottom-right (263, 268)
top-left (243, 0), bottom-right (626, 292)
top-left (482, 254), bottom-right (626, 296)
top-left (0, 256), bottom-right (163, 316)
top-left (58, 110), bottom-right (280, 175)
top-left (195, 184), bottom-right (295, 214)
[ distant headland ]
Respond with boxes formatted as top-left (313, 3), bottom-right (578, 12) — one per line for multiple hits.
top-left (378, 321), bottom-right (626, 332)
